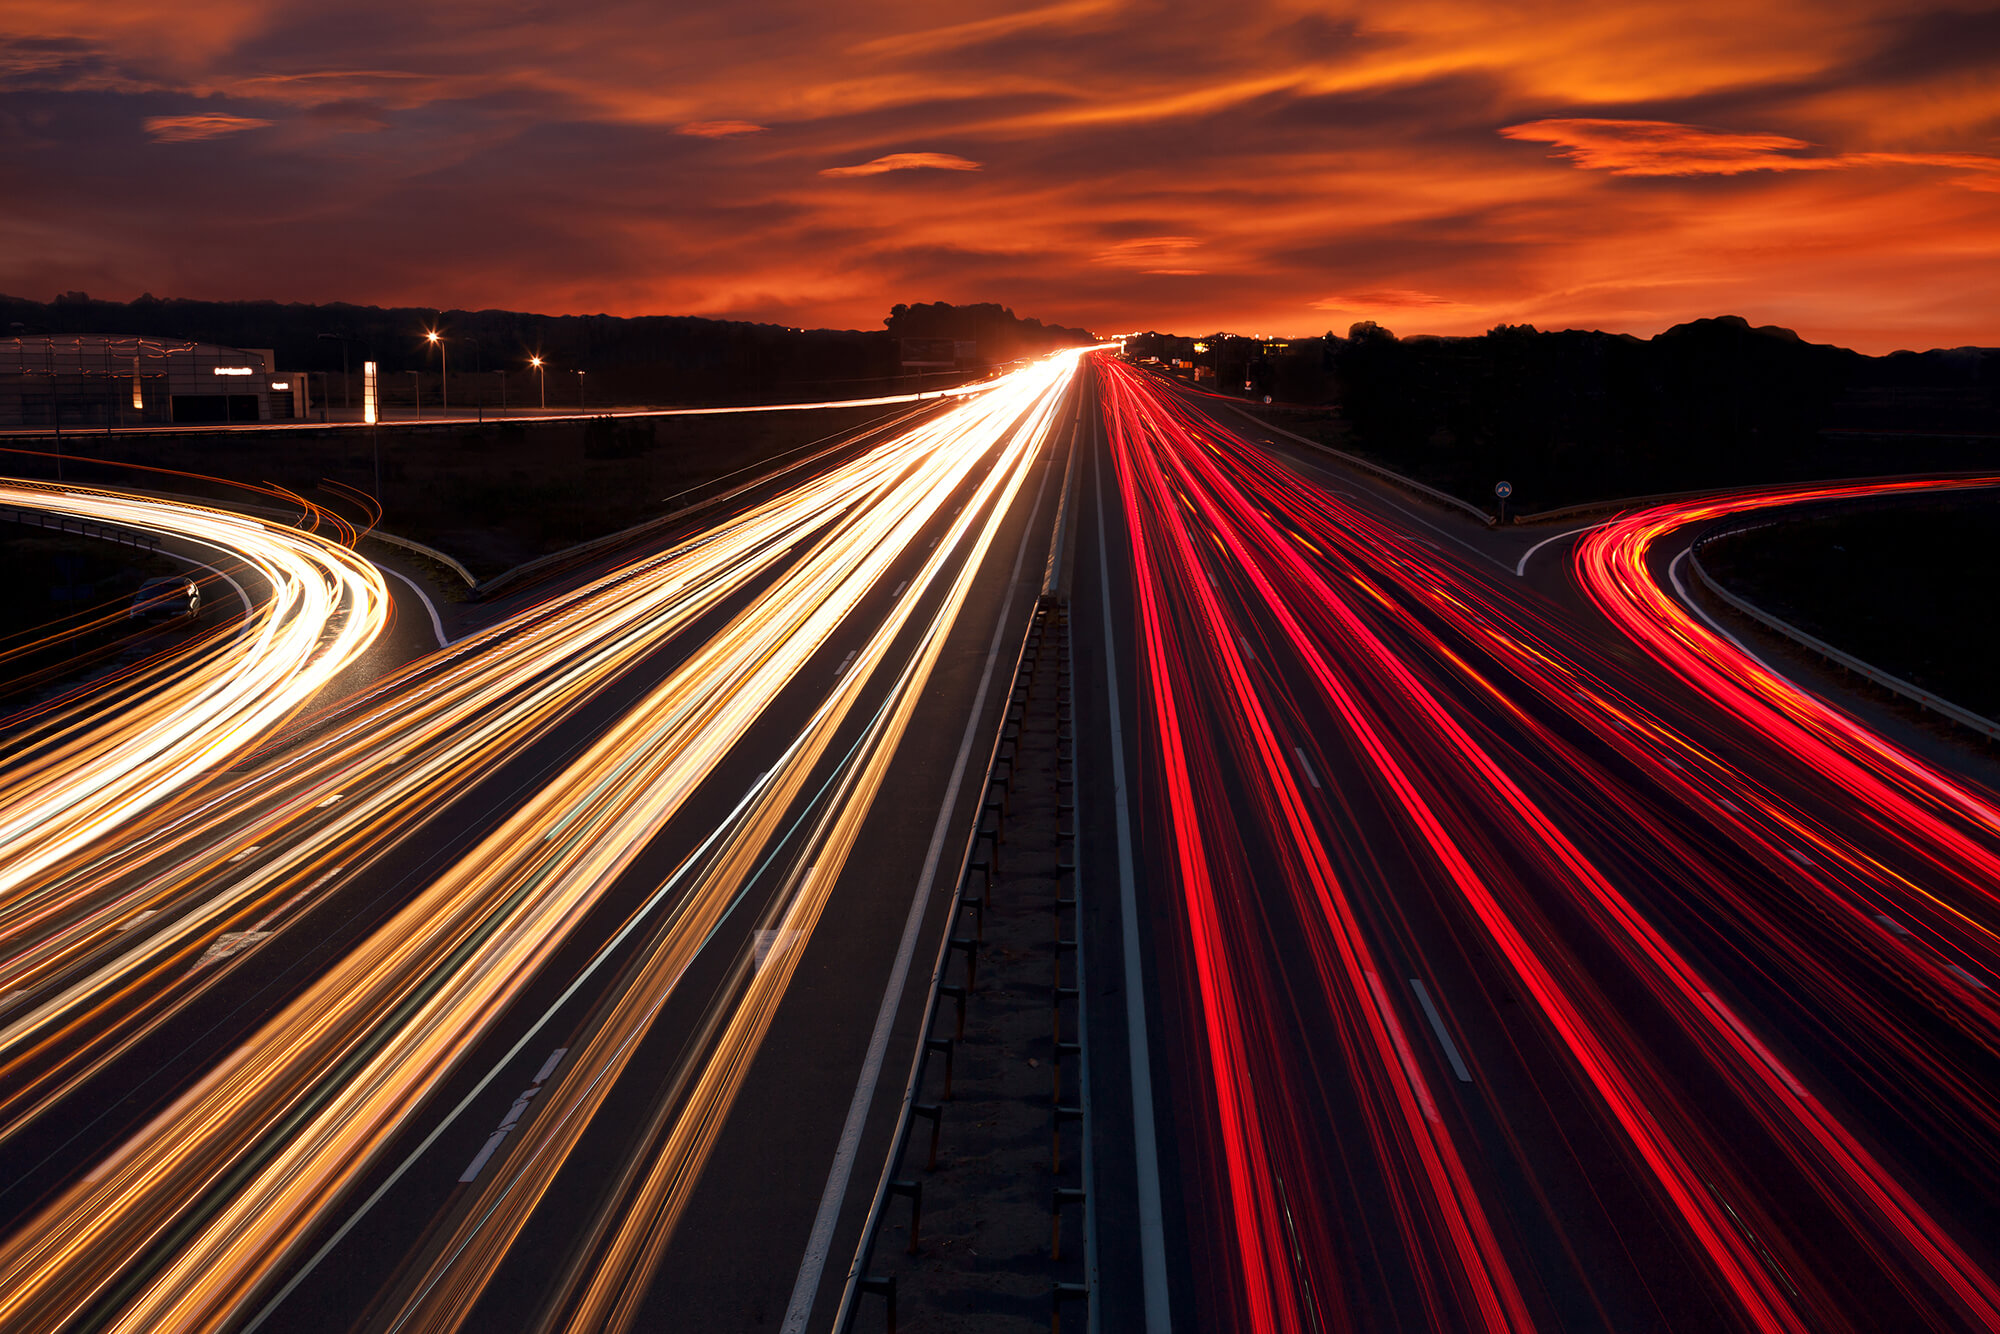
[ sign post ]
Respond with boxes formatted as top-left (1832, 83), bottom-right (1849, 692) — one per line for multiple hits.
top-left (1494, 479), bottom-right (1513, 525)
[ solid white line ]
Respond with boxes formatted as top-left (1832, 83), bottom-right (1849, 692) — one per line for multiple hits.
top-left (1093, 441), bottom-right (1174, 1332)
top-left (1408, 978), bottom-right (1472, 1082)
top-left (380, 565), bottom-right (449, 647)
top-left (1513, 522), bottom-right (1605, 577)
top-left (1293, 746), bottom-right (1321, 789)
top-left (779, 453), bottom-right (1055, 1334)
top-left (1668, 548), bottom-right (1779, 675)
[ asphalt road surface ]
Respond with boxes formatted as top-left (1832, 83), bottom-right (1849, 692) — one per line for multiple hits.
top-left (5, 348), bottom-right (2000, 1333)
top-left (1076, 355), bottom-right (2000, 1333)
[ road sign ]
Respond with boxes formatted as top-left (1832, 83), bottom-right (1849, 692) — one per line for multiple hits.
top-left (1494, 480), bottom-right (1513, 499)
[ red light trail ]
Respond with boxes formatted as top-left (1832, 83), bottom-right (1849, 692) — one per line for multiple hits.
top-left (1096, 353), bottom-right (2000, 1331)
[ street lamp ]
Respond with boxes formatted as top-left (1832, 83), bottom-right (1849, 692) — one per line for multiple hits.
top-left (575, 368), bottom-right (586, 410)
top-left (530, 355), bottom-right (546, 411)
top-left (425, 328), bottom-right (448, 411)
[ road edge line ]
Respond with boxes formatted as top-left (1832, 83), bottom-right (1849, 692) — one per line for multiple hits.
top-left (1092, 423), bottom-right (1174, 1332)
top-left (779, 435), bottom-right (1056, 1334)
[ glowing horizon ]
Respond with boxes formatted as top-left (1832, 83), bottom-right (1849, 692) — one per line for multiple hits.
top-left (3, 3), bottom-right (1997, 354)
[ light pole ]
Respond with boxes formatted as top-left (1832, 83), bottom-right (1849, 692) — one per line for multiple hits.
top-left (425, 328), bottom-right (448, 411)
top-left (409, 369), bottom-right (422, 421)
top-left (530, 355), bottom-right (546, 411)
top-left (575, 369), bottom-right (586, 410)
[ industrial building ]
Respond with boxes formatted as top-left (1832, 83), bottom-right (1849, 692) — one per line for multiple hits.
top-left (0, 336), bottom-right (311, 428)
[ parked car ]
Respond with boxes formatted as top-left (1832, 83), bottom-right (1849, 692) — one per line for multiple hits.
top-left (130, 576), bottom-right (201, 624)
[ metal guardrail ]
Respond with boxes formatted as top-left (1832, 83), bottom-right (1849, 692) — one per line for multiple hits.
top-left (1211, 399), bottom-right (1499, 527)
top-left (837, 426), bottom-right (1090, 1333)
top-left (361, 528), bottom-right (477, 588)
top-left (0, 505), bottom-right (162, 553)
top-left (1512, 470), bottom-right (2000, 527)
top-left (1689, 533), bottom-right (2000, 742)
top-left (833, 602), bottom-right (1045, 1332)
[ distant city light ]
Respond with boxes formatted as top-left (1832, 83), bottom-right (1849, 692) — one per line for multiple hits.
top-left (362, 360), bottom-right (379, 425)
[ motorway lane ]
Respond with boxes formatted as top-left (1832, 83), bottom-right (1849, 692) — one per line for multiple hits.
top-left (0, 352), bottom-right (1082, 1332)
top-left (1086, 355), bottom-right (2000, 1332)
top-left (268, 389), bottom-right (1073, 1334)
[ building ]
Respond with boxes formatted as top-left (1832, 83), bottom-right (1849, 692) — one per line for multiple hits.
top-left (0, 336), bottom-right (311, 428)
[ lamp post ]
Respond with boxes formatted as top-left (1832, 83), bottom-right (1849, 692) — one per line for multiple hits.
top-left (575, 369), bottom-right (586, 410)
top-left (530, 355), bottom-right (546, 411)
top-left (409, 369), bottom-right (422, 421)
top-left (425, 328), bottom-right (448, 411)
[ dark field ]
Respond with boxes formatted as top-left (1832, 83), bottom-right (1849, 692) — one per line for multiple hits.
top-left (1701, 490), bottom-right (2000, 719)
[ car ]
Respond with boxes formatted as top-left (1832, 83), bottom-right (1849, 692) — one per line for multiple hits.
top-left (130, 576), bottom-right (201, 624)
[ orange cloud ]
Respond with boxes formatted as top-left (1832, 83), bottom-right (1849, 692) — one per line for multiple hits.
top-left (1503, 118), bottom-right (2000, 188)
top-left (4, 3), bottom-right (1998, 353)
top-left (1095, 236), bottom-right (1201, 268)
top-left (1501, 119), bottom-right (1824, 175)
top-left (143, 113), bottom-right (271, 142)
top-left (676, 120), bottom-right (765, 138)
top-left (1314, 290), bottom-right (1459, 310)
top-left (820, 152), bottom-right (983, 177)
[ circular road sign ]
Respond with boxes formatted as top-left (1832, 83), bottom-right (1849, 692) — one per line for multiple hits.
top-left (1263, 394), bottom-right (1273, 404)
top-left (1494, 480), bottom-right (1514, 499)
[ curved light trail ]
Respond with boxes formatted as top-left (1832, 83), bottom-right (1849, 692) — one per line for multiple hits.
top-left (0, 482), bottom-right (388, 902)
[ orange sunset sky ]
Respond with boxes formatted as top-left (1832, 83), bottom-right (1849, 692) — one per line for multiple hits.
top-left (3, 1), bottom-right (1998, 352)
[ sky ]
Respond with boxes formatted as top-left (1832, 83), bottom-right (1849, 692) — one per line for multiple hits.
top-left (2, 1), bottom-right (1998, 352)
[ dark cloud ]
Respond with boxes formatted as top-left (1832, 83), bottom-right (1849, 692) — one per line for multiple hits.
top-left (1847, 6), bottom-right (2000, 83)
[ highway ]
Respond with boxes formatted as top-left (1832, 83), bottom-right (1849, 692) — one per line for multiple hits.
top-left (5, 344), bottom-right (2000, 1332)
top-left (0, 352), bottom-right (1079, 1332)
top-left (1074, 354), bottom-right (2000, 1332)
